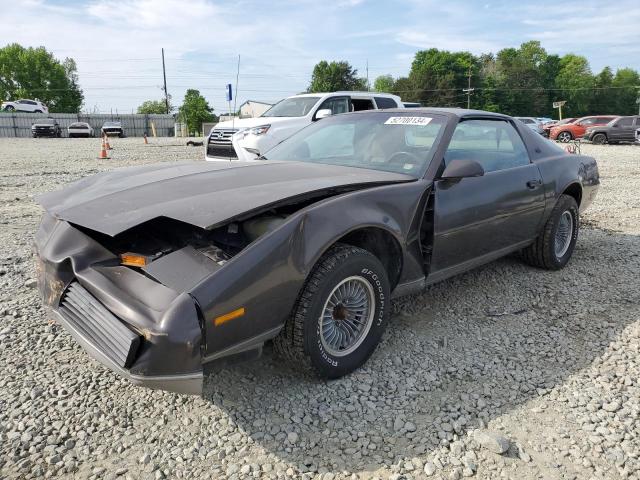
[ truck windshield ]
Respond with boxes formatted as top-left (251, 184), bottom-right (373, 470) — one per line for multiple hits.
top-left (261, 97), bottom-right (321, 118)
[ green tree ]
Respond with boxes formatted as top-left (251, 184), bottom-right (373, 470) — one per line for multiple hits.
top-left (308, 61), bottom-right (367, 92)
top-left (373, 75), bottom-right (395, 93)
top-left (178, 89), bottom-right (214, 134)
top-left (611, 68), bottom-right (640, 115)
top-left (407, 48), bottom-right (478, 107)
top-left (591, 67), bottom-right (614, 113)
top-left (0, 43), bottom-right (83, 112)
top-left (137, 97), bottom-right (173, 114)
top-left (555, 54), bottom-right (593, 117)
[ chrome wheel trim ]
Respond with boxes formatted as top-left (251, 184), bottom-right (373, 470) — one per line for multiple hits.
top-left (555, 211), bottom-right (573, 258)
top-left (319, 276), bottom-right (375, 357)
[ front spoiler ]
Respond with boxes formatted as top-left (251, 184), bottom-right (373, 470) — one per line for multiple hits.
top-left (48, 306), bottom-right (203, 395)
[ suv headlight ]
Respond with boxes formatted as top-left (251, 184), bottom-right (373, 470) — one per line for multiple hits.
top-left (248, 125), bottom-right (271, 136)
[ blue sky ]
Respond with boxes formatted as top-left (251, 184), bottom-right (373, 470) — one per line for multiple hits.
top-left (2, 0), bottom-right (639, 113)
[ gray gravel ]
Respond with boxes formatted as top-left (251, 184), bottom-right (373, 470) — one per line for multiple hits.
top-left (0, 137), bottom-right (639, 479)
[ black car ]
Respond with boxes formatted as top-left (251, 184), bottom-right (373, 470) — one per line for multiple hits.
top-left (34, 109), bottom-right (599, 395)
top-left (101, 121), bottom-right (125, 137)
top-left (583, 116), bottom-right (640, 144)
top-left (31, 118), bottom-right (61, 138)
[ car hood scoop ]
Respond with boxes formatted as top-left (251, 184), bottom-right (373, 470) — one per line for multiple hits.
top-left (37, 161), bottom-right (413, 236)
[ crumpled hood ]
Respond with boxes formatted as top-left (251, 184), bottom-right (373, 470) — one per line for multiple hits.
top-left (37, 161), bottom-right (413, 236)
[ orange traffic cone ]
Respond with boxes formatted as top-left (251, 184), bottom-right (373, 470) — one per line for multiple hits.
top-left (97, 137), bottom-right (110, 159)
top-left (143, 133), bottom-right (148, 144)
top-left (103, 133), bottom-right (112, 150)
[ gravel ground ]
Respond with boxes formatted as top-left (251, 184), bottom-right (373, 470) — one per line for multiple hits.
top-left (0, 137), bottom-right (639, 480)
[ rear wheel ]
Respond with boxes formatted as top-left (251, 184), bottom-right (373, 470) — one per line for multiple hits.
top-left (274, 244), bottom-right (390, 378)
top-left (592, 133), bottom-right (607, 145)
top-left (521, 194), bottom-right (579, 270)
top-left (34, 110), bottom-right (42, 113)
top-left (557, 131), bottom-right (573, 143)
top-left (5, 105), bottom-right (15, 112)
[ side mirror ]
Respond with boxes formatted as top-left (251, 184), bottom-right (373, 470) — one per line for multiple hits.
top-left (441, 159), bottom-right (484, 180)
top-left (315, 109), bottom-right (332, 120)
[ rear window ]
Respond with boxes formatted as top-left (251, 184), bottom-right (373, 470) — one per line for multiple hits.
top-left (375, 97), bottom-right (399, 109)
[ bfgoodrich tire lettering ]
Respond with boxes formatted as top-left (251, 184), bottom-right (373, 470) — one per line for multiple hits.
top-left (274, 244), bottom-right (390, 378)
top-left (521, 194), bottom-right (579, 270)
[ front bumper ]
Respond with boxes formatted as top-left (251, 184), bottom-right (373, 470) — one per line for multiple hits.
top-left (35, 216), bottom-right (204, 395)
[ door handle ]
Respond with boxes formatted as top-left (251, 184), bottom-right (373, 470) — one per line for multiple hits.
top-left (526, 179), bottom-right (542, 189)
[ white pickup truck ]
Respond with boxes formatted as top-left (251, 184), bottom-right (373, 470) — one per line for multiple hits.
top-left (205, 91), bottom-right (403, 161)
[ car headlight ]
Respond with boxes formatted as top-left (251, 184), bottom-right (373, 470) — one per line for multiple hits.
top-left (248, 125), bottom-right (271, 136)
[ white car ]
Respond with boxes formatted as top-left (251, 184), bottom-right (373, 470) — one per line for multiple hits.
top-left (68, 122), bottom-right (94, 138)
top-left (206, 92), bottom-right (404, 161)
top-left (2, 99), bottom-right (48, 113)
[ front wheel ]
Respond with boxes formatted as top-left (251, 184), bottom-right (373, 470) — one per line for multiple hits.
top-left (521, 194), bottom-right (579, 270)
top-left (557, 131), bottom-right (573, 143)
top-left (274, 244), bottom-right (390, 378)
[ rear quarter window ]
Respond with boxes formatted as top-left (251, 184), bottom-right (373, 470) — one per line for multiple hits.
top-left (374, 97), bottom-right (399, 109)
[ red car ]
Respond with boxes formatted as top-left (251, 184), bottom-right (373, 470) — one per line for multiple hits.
top-left (550, 115), bottom-right (619, 142)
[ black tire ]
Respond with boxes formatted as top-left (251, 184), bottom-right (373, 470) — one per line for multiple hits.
top-left (5, 105), bottom-right (15, 112)
top-left (274, 244), bottom-right (390, 378)
top-left (34, 110), bottom-right (42, 113)
top-left (521, 194), bottom-right (579, 270)
top-left (592, 133), bottom-right (606, 145)
top-left (557, 131), bottom-right (573, 143)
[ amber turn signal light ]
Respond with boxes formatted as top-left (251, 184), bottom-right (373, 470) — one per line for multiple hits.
top-left (214, 307), bottom-right (245, 326)
top-left (120, 253), bottom-right (149, 267)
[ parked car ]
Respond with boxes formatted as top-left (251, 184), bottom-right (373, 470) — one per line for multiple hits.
top-left (207, 92), bottom-right (404, 161)
top-left (582, 116), bottom-right (640, 144)
top-left (2, 99), bottom-right (48, 113)
top-left (542, 118), bottom-right (576, 138)
top-left (549, 115), bottom-right (618, 142)
top-left (68, 122), bottom-right (94, 138)
top-left (515, 117), bottom-right (544, 135)
top-left (31, 118), bottom-right (61, 138)
top-left (35, 108), bottom-right (599, 395)
top-left (636, 128), bottom-right (640, 143)
top-left (536, 117), bottom-right (554, 125)
top-left (101, 121), bottom-right (124, 137)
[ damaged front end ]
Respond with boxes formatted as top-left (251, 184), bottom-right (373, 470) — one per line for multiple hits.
top-left (35, 214), bottom-right (205, 395)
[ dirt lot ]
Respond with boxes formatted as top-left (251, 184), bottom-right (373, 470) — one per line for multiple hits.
top-left (0, 137), bottom-right (639, 480)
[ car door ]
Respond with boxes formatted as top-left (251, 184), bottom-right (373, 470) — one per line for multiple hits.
top-left (612, 117), bottom-right (635, 142)
top-left (429, 118), bottom-right (546, 277)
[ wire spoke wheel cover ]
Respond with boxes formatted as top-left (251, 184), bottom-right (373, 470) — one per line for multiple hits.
top-left (319, 276), bottom-right (376, 357)
top-left (554, 211), bottom-right (574, 258)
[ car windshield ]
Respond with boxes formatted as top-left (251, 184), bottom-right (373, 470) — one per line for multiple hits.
top-left (261, 96), bottom-right (321, 117)
top-left (262, 112), bottom-right (447, 177)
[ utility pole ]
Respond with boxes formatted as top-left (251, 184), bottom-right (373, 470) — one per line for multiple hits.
top-left (161, 48), bottom-right (169, 114)
top-left (462, 66), bottom-right (474, 109)
top-left (366, 59), bottom-right (369, 91)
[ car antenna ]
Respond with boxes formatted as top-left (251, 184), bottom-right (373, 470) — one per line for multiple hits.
top-left (232, 55), bottom-right (240, 130)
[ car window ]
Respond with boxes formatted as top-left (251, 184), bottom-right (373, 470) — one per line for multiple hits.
top-left (375, 97), bottom-right (398, 109)
top-left (595, 117), bottom-right (614, 124)
top-left (578, 118), bottom-right (595, 126)
top-left (305, 123), bottom-right (355, 158)
top-left (445, 119), bottom-right (530, 173)
top-left (317, 97), bottom-right (350, 116)
top-left (616, 117), bottom-right (633, 127)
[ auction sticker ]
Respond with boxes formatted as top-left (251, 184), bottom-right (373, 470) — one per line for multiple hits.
top-left (384, 116), bottom-right (432, 126)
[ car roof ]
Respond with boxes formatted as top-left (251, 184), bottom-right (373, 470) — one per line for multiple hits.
top-left (292, 91), bottom-right (400, 99)
top-left (345, 107), bottom-right (512, 120)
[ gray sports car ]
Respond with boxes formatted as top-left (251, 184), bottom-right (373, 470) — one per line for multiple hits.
top-left (34, 109), bottom-right (599, 395)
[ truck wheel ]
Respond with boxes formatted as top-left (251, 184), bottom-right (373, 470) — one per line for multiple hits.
top-left (592, 133), bottom-right (606, 145)
top-left (521, 194), bottom-right (579, 270)
top-left (557, 131), bottom-right (572, 143)
top-left (274, 244), bottom-right (390, 378)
